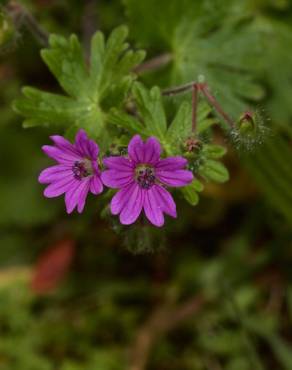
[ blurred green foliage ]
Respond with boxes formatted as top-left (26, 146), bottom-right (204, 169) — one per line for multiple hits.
top-left (0, 0), bottom-right (292, 369)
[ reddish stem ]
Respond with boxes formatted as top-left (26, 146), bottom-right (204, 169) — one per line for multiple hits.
top-left (163, 81), bottom-right (236, 130)
top-left (200, 84), bottom-right (235, 128)
top-left (162, 81), bottom-right (195, 96)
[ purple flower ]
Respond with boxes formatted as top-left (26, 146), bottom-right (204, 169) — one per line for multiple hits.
top-left (101, 135), bottom-right (193, 227)
top-left (39, 129), bottom-right (103, 213)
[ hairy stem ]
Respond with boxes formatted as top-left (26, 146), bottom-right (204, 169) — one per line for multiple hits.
top-left (163, 81), bottom-right (236, 129)
top-left (162, 81), bottom-right (196, 96)
top-left (200, 85), bottom-right (235, 128)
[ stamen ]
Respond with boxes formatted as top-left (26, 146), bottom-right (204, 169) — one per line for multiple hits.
top-left (72, 159), bottom-right (93, 180)
top-left (135, 165), bottom-right (156, 189)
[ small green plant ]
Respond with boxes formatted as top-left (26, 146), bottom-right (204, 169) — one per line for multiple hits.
top-left (11, 24), bottom-right (269, 235)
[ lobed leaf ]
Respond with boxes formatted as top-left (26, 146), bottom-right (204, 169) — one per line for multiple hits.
top-left (132, 82), bottom-right (167, 140)
top-left (13, 26), bottom-right (145, 140)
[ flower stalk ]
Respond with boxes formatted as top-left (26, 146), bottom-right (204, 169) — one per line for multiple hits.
top-left (200, 84), bottom-right (235, 128)
top-left (163, 81), bottom-right (236, 130)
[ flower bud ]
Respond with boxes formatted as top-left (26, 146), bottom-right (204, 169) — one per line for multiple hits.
top-left (238, 111), bottom-right (255, 135)
top-left (184, 136), bottom-right (202, 153)
top-left (182, 137), bottom-right (204, 172)
top-left (231, 109), bottom-right (269, 151)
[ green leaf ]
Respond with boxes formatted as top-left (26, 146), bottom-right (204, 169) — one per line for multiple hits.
top-left (124, 0), bottom-right (197, 49)
top-left (166, 100), bottom-right (217, 153)
top-left (41, 34), bottom-right (89, 99)
top-left (193, 178), bottom-right (204, 192)
top-left (108, 108), bottom-right (147, 135)
top-left (181, 179), bottom-right (204, 206)
top-left (250, 17), bottom-right (292, 124)
top-left (132, 82), bottom-right (167, 140)
top-left (196, 102), bottom-right (217, 134)
top-left (14, 87), bottom-right (103, 133)
top-left (125, 0), bottom-right (264, 118)
top-left (173, 22), bottom-right (264, 118)
top-left (244, 136), bottom-right (292, 225)
top-left (13, 26), bottom-right (145, 142)
top-left (109, 83), bottom-right (173, 150)
top-left (199, 159), bottom-right (229, 183)
top-left (167, 101), bottom-right (192, 145)
top-left (90, 26), bottom-right (145, 102)
top-left (202, 144), bottom-right (227, 159)
top-left (109, 82), bottom-right (217, 156)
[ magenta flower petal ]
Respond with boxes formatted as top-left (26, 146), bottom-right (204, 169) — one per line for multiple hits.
top-left (89, 176), bottom-right (103, 195)
top-left (39, 165), bottom-right (71, 184)
top-left (75, 130), bottom-right (89, 155)
top-left (143, 137), bottom-right (161, 164)
top-left (143, 188), bottom-right (164, 227)
top-left (110, 183), bottom-right (134, 215)
top-left (42, 145), bottom-right (80, 164)
top-left (39, 129), bottom-right (103, 213)
top-left (65, 180), bottom-right (88, 214)
top-left (156, 169), bottom-right (194, 187)
top-left (127, 135), bottom-right (161, 164)
top-left (75, 129), bottom-right (99, 159)
top-left (64, 183), bottom-right (78, 213)
top-left (119, 184), bottom-right (144, 225)
top-left (44, 176), bottom-right (76, 198)
top-left (101, 170), bottom-right (133, 188)
top-left (103, 156), bottom-right (134, 171)
top-left (77, 181), bottom-right (90, 213)
top-left (88, 140), bottom-right (99, 159)
top-left (103, 135), bottom-right (194, 227)
top-left (128, 135), bottom-right (145, 163)
top-left (156, 157), bottom-right (188, 171)
top-left (152, 185), bottom-right (177, 218)
top-left (50, 135), bottom-right (81, 156)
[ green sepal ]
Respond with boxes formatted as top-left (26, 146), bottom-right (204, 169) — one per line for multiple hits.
top-left (202, 144), bottom-right (227, 159)
top-left (181, 179), bottom-right (204, 206)
top-left (199, 159), bottom-right (229, 183)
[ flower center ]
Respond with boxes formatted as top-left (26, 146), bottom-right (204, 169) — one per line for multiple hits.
top-left (135, 164), bottom-right (156, 189)
top-left (72, 159), bottom-right (93, 180)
